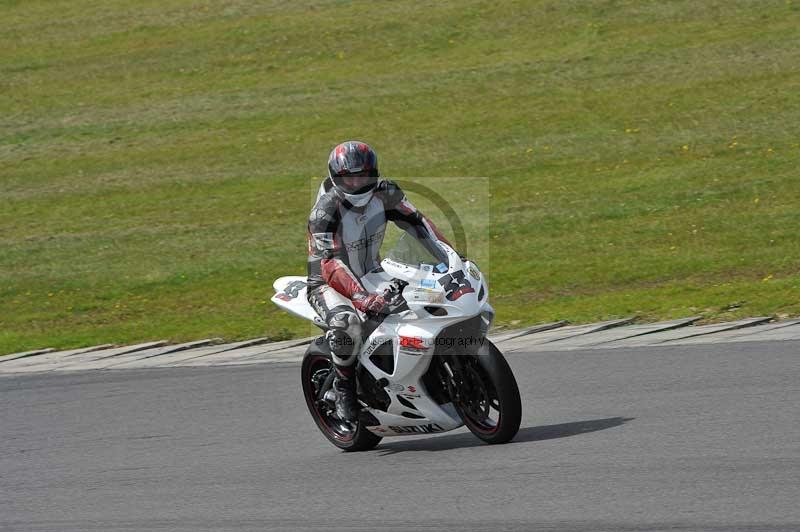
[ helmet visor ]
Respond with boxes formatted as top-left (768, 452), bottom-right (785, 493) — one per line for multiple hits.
top-left (333, 172), bottom-right (378, 194)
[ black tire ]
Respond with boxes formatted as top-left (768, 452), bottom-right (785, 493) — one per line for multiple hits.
top-left (301, 343), bottom-right (382, 452)
top-left (452, 339), bottom-right (521, 444)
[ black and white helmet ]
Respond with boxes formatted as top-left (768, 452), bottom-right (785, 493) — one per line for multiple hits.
top-left (327, 141), bottom-right (379, 207)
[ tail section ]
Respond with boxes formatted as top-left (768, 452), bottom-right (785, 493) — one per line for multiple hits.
top-left (271, 276), bottom-right (326, 327)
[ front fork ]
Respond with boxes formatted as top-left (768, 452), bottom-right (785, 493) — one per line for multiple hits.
top-left (439, 346), bottom-right (493, 421)
top-left (440, 355), bottom-right (468, 404)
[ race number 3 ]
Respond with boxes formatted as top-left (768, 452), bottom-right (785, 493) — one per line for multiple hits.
top-left (438, 271), bottom-right (475, 301)
top-left (276, 280), bottom-right (307, 301)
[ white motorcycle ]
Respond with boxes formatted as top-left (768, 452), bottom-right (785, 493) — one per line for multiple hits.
top-left (272, 234), bottom-right (521, 451)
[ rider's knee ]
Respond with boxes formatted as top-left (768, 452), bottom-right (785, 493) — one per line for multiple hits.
top-left (327, 310), bottom-right (361, 366)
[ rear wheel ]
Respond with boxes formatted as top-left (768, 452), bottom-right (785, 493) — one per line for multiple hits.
top-left (451, 340), bottom-right (521, 444)
top-left (301, 348), bottom-right (382, 452)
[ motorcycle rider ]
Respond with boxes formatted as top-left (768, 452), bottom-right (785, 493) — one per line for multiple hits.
top-left (307, 140), bottom-right (453, 421)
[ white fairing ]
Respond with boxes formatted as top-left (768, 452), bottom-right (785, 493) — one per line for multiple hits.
top-left (356, 317), bottom-right (465, 436)
top-left (272, 241), bottom-right (495, 438)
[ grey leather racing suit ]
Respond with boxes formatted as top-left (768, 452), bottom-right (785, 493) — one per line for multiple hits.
top-left (306, 177), bottom-right (450, 371)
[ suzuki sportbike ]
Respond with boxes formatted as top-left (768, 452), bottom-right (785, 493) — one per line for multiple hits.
top-left (272, 234), bottom-right (521, 451)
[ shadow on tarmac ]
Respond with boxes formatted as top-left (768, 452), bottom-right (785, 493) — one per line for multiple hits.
top-left (375, 416), bottom-right (635, 455)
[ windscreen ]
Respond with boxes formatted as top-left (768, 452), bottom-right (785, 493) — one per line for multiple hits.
top-left (385, 232), bottom-right (442, 268)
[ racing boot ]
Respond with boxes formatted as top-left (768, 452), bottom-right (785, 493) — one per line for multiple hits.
top-left (332, 368), bottom-right (359, 422)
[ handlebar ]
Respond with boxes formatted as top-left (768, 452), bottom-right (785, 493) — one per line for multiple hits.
top-left (382, 279), bottom-right (408, 303)
top-left (365, 279), bottom-right (408, 319)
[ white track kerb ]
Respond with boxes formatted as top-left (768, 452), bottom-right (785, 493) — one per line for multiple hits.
top-left (1, 317), bottom-right (798, 376)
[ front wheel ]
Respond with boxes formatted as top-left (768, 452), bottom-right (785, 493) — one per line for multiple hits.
top-left (301, 346), bottom-right (382, 452)
top-left (451, 340), bottom-right (521, 444)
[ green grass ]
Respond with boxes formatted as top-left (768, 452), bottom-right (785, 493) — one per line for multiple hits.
top-left (2, 0), bottom-right (799, 354)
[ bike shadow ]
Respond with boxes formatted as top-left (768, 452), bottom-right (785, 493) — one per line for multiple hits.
top-left (374, 416), bottom-right (634, 455)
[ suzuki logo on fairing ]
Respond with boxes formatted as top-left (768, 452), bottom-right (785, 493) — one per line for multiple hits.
top-left (388, 423), bottom-right (444, 434)
top-left (399, 336), bottom-right (427, 351)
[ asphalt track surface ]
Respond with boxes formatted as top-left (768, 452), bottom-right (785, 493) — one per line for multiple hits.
top-left (2, 341), bottom-right (798, 532)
